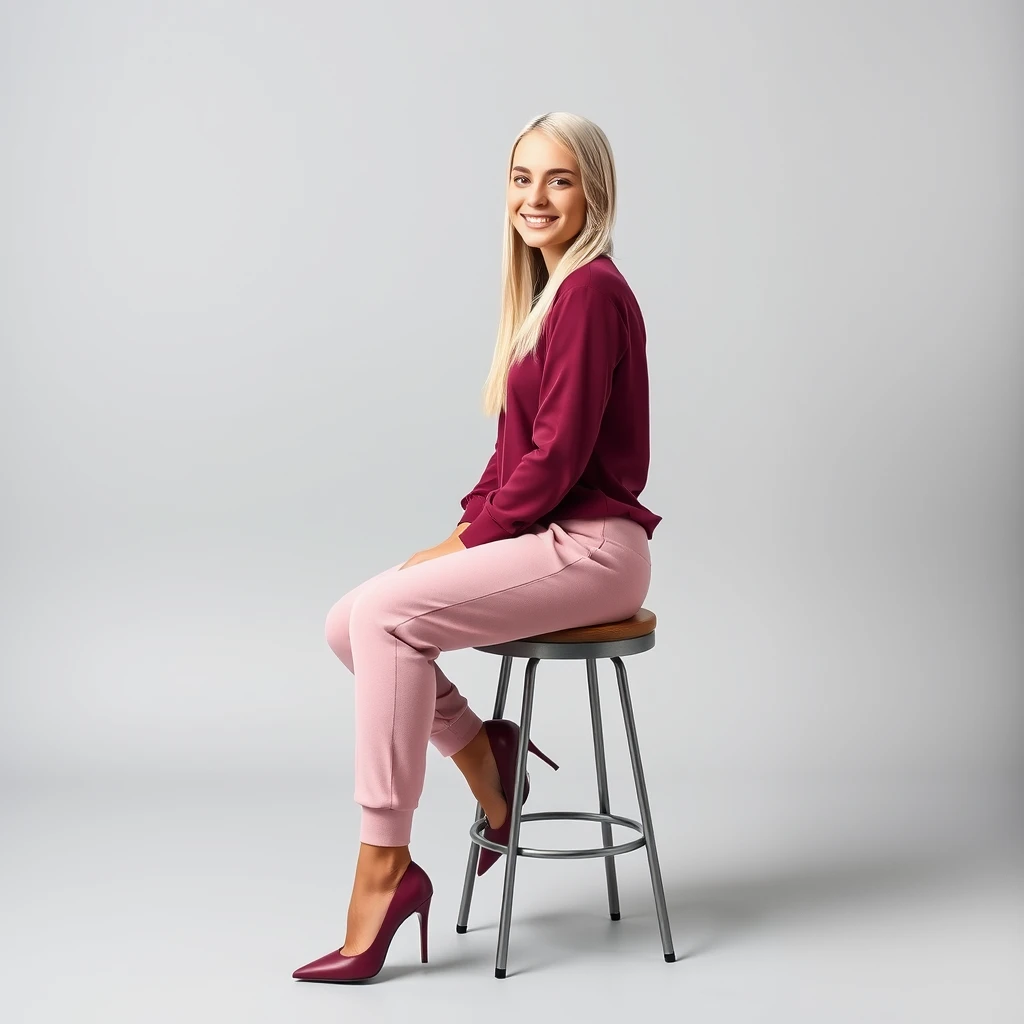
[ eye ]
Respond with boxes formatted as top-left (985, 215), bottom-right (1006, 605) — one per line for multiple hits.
top-left (512, 176), bottom-right (572, 186)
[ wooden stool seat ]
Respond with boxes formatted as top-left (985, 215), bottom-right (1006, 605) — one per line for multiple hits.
top-left (523, 607), bottom-right (657, 644)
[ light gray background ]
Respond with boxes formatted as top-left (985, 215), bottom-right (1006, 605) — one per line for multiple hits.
top-left (2, 1), bottom-right (1021, 1021)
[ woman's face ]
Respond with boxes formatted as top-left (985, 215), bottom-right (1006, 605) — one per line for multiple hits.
top-left (507, 131), bottom-right (587, 268)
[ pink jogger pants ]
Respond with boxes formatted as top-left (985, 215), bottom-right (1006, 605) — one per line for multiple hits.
top-left (324, 515), bottom-right (653, 846)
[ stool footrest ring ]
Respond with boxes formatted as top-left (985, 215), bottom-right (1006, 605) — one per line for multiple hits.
top-left (469, 810), bottom-right (647, 860)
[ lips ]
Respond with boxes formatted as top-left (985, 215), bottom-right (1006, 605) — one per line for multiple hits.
top-left (522, 214), bottom-right (559, 227)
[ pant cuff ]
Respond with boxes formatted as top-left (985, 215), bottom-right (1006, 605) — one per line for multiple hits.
top-left (431, 706), bottom-right (485, 759)
top-left (360, 806), bottom-right (415, 847)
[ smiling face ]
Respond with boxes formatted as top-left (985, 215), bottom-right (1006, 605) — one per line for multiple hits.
top-left (507, 131), bottom-right (587, 274)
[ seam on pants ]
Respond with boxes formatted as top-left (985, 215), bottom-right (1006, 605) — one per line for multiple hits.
top-left (600, 515), bottom-right (652, 566)
top-left (603, 542), bottom-right (651, 567)
top-left (387, 548), bottom-right (593, 634)
top-left (595, 515), bottom-right (651, 564)
top-left (390, 631), bottom-right (398, 810)
top-left (572, 515), bottom-right (608, 558)
top-left (438, 704), bottom-right (473, 736)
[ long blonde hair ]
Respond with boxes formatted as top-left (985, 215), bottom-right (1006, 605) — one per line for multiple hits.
top-left (479, 112), bottom-right (618, 418)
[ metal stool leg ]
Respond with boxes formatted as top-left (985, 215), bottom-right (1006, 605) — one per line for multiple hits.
top-left (611, 655), bottom-right (676, 962)
top-left (456, 655), bottom-right (514, 934)
top-left (494, 656), bottom-right (538, 978)
top-left (586, 658), bottom-right (621, 920)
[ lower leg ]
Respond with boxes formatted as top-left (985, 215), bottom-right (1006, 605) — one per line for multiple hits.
top-left (344, 625), bottom-right (431, 954)
top-left (428, 665), bottom-right (506, 824)
top-left (450, 723), bottom-right (507, 830)
top-left (339, 841), bottom-right (413, 956)
top-left (430, 664), bottom-right (485, 755)
top-left (345, 628), bottom-right (499, 950)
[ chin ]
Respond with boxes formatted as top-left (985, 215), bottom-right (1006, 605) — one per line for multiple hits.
top-left (520, 233), bottom-right (560, 247)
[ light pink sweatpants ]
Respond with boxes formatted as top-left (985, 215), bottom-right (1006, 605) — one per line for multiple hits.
top-left (324, 515), bottom-right (653, 846)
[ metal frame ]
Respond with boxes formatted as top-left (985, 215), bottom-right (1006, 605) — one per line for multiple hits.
top-left (454, 633), bottom-right (676, 979)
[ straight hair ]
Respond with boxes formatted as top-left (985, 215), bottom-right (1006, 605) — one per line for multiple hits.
top-left (479, 112), bottom-right (618, 418)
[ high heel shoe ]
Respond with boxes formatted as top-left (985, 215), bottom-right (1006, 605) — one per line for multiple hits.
top-left (291, 860), bottom-right (433, 983)
top-left (477, 718), bottom-right (560, 877)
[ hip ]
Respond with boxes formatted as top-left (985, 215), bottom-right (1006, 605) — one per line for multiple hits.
top-left (533, 514), bottom-right (652, 565)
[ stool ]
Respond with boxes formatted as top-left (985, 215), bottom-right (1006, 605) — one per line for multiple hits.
top-left (454, 607), bottom-right (676, 978)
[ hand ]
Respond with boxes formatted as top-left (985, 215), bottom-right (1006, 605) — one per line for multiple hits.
top-left (399, 533), bottom-right (466, 570)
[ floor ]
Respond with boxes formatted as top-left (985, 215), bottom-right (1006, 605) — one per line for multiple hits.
top-left (3, 778), bottom-right (1021, 1024)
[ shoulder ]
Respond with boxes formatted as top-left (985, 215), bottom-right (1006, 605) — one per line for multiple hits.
top-left (553, 255), bottom-right (636, 320)
top-left (541, 257), bottom-right (633, 360)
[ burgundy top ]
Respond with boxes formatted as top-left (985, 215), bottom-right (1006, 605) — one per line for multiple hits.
top-left (456, 254), bottom-right (662, 548)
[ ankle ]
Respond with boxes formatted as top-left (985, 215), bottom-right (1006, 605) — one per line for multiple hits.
top-left (451, 724), bottom-right (492, 782)
top-left (357, 843), bottom-right (411, 884)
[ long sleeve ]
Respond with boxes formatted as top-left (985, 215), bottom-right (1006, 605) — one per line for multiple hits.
top-left (455, 433), bottom-right (500, 529)
top-left (458, 286), bottom-right (627, 548)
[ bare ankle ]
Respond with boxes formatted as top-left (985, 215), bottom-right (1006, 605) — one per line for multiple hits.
top-left (357, 843), bottom-right (411, 885)
top-left (451, 724), bottom-right (489, 772)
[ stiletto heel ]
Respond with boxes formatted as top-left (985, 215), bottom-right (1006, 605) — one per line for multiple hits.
top-left (476, 719), bottom-right (561, 876)
top-left (416, 895), bottom-right (431, 963)
top-left (292, 860), bottom-right (434, 983)
top-left (527, 739), bottom-right (559, 771)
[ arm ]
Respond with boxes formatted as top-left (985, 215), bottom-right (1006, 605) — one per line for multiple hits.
top-left (457, 286), bottom-right (626, 548)
top-left (454, 434), bottom-right (500, 531)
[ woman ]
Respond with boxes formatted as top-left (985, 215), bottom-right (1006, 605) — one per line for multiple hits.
top-left (293, 111), bottom-right (662, 982)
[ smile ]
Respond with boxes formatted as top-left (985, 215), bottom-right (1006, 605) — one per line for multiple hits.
top-left (522, 215), bottom-right (559, 228)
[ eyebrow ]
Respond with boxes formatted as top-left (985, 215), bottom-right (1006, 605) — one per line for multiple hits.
top-left (511, 166), bottom-right (578, 176)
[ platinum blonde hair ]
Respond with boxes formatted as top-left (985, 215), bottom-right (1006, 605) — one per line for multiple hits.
top-left (479, 112), bottom-right (617, 418)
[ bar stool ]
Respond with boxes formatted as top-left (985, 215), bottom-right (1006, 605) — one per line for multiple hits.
top-left (454, 607), bottom-right (676, 978)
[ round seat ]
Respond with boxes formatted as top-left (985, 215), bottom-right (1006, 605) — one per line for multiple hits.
top-left (525, 607), bottom-right (656, 643)
top-left (473, 607), bottom-right (656, 661)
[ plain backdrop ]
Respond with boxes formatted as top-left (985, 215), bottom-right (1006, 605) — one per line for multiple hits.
top-left (0, 3), bottom-right (1022, 1017)
top-left (2, 0), bottom-right (1022, 840)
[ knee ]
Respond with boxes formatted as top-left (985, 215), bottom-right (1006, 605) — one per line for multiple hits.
top-left (324, 597), bottom-right (355, 665)
top-left (347, 589), bottom-right (392, 639)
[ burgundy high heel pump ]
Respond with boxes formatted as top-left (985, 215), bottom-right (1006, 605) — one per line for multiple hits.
top-left (477, 718), bottom-right (560, 877)
top-left (292, 860), bottom-right (433, 982)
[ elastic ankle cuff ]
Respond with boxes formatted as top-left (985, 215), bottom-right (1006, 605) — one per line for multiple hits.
top-left (360, 806), bottom-right (415, 847)
top-left (432, 708), bottom-right (485, 758)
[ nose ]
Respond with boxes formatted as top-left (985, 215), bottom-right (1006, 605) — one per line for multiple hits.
top-left (525, 184), bottom-right (551, 207)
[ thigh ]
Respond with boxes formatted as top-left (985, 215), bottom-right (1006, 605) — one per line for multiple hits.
top-left (348, 516), bottom-right (651, 657)
top-left (324, 560), bottom-right (404, 661)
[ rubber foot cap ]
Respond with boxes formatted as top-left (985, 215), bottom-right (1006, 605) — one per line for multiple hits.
top-left (455, 924), bottom-right (467, 933)
top-left (495, 967), bottom-right (506, 979)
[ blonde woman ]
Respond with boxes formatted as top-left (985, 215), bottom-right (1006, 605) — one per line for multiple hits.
top-left (293, 112), bottom-right (662, 983)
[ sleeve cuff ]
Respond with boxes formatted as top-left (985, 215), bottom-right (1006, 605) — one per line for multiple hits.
top-left (457, 505), bottom-right (515, 548)
top-left (457, 493), bottom-right (486, 529)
